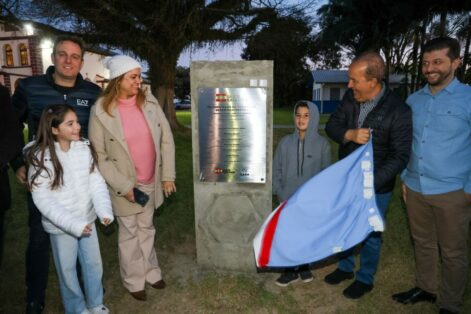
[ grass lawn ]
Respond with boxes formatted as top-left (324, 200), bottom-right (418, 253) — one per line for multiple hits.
top-left (177, 108), bottom-right (330, 127)
top-left (1, 128), bottom-right (470, 313)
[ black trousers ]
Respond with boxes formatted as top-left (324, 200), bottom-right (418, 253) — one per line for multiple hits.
top-left (26, 193), bottom-right (50, 305)
top-left (0, 166), bottom-right (11, 266)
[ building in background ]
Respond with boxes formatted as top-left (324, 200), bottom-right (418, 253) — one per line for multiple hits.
top-left (310, 70), bottom-right (405, 113)
top-left (0, 21), bottom-right (110, 93)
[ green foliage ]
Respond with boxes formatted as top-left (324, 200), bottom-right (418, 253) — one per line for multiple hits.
top-left (308, 37), bottom-right (343, 69)
top-left (242, 14), bottom-right (312, 107)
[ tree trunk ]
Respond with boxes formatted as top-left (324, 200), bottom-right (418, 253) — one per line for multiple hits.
top-left (410, 28), bottom-right (420, 93)
top-left (439, 11), bottom-right (447, 36)
top-left (459, 21), bottom-right (471, 82)
top-left (147, 54), bottom-right (183, 130)
top-left (383, 43), bottom-right (391, 86)
top-left (416, 19), bottom-right (428, 91)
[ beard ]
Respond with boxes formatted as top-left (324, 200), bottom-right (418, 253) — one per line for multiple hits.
top-left (424, 66), bottom-right (454, 86)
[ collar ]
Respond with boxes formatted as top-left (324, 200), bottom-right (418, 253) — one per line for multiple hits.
top-left (360, 84), bottom-right (385, 106)
top-left (420, 77), bottom-right (459, 96)
top-left (46, 66), bottom-right (84, 89)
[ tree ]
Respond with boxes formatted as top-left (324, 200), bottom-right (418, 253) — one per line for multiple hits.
top-left (242, 14), bottom-right (312, 107)
top-left (308, 36), bottom-right (343, 69)
top-left (0, 0), bottom-right (276, 129)
top-left (174, 66), bottom-right (190, 101)
top-left (316, 0), bottom-right (471, 90)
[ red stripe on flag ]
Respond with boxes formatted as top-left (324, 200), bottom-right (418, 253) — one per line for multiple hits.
top-left (258, 200), bottom-right (287, 267)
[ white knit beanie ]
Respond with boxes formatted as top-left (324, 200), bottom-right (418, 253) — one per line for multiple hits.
top-left (103, 55), bottom-right (141, 80)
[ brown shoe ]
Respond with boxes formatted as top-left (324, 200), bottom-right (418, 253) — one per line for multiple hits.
top-left (130, 290), bottom-right (146, 301)
top-left (151, 279), bottom-right (166, 289)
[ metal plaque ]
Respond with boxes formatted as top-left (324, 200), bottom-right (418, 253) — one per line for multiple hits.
top-left (198, 87), bottom-right (267, 183)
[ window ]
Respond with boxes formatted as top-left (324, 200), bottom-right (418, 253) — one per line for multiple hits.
top-left (330, 88), bottom-right (340, 101)
top-left (19, 43), bottom-right (28, 65)
top-left (4, 44), bottom-right (13, 66)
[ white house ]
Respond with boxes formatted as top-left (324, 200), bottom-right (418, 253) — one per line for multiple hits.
top-left (310, 70), bottom-right (406, 113)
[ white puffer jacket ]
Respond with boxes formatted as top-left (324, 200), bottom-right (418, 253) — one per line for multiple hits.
top-left (29, 140), bottom-right (114, 238)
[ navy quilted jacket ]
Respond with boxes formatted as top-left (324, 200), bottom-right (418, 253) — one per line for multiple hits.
top-left (11, 66), bottom-right (101, 169)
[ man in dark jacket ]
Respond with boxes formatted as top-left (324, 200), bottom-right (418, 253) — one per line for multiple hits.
top-left (0, 83), bottom-right (23, 267)
top-left (324, 52), bottom-right (412, 299)
top-left (11, 35), bottom-right (101, 314)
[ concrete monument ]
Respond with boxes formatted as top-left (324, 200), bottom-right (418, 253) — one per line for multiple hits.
top-left (190, 61), bottom-right (273, 271)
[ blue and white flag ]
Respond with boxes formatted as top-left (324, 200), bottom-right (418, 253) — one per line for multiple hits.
top-left (253, 139), bottom-right (383, 268)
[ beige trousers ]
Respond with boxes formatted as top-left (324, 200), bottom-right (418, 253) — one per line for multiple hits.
top-left (116, 183), bottom-right (162, 292)
top-left (406, 187), bottom-right (471, 313)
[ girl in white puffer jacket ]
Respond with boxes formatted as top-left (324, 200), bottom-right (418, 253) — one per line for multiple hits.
top-left (25, 104), bottom-right (113, 314)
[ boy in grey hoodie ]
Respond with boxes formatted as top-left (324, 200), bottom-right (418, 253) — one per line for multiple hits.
top-left (273, 100), bottom-right (332, 287)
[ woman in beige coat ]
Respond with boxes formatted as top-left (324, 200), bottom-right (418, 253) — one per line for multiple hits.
top-left (88, 55), bottom-right (175, 301)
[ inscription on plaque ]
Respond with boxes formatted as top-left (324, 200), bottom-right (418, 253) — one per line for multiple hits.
top-left (198, 87), bottom-right (267, 183)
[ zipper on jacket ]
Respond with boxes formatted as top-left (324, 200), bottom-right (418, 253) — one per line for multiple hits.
top-left (297, 139), bottom-right (305, 177)
top-left (63, 94), bottom-right (67, 104)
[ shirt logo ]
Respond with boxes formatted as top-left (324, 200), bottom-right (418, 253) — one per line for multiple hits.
top-left (77, 99), bottom-right (89, 107)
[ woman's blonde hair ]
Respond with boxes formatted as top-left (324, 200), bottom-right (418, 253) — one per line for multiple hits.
top-left (101, 73), bottom-right (146, 115)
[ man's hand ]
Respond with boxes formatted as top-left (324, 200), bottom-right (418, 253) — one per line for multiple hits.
top-left (16, 166), bottom-right (27, 185)
top-left (344, 128), bottom-right (370, 144)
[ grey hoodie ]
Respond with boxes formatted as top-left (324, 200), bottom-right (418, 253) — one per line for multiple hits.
top-left (273, 101), bottom-right (332, 202)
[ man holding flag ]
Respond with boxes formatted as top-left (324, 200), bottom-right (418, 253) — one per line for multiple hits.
top-left (324, 51), bottom-right (412, 299)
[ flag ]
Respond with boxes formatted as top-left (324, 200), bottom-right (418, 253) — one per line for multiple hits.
top-left (253, 139), bottom-right (383, 268)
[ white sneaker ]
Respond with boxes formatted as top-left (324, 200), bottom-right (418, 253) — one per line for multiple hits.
top-left (90, 305), bottom-right (110, 314)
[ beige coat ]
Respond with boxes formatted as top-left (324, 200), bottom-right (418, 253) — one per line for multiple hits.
top-left (88, 93), bottom-right (175, 217)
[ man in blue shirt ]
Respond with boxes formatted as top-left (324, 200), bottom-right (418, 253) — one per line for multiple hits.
top-left (392, 37), bottom-right (471, 314)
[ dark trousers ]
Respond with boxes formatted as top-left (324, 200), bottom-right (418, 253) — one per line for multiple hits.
top-left (0, 167), bottom-right (11, 266)
top-left (406, 188), bottom-right (471, 313)
top-left (337, 192), bottom-right (392, 285)
top-left (26, 193), bottom-right (50, 305)
top-left (284, 264), bottom-right (310, 274)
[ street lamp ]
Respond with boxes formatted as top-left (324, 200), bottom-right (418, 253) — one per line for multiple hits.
top-left (24, 23), bottom-right (34, 36)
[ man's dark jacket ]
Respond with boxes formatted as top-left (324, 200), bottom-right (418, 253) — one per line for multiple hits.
top-left (0, 84), bottom-right (22, 169)
top-left (325, 87), bottom-right (412, 194)
top-left (0, 84), bottom-right (22, 210)
top-left (11, 66), bottom-right (101, 169)
top-left (13, 66), bottom-right (101, 141)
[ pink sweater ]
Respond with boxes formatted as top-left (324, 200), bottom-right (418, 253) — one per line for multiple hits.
top-left (118, 96), bottom-right (156, 184)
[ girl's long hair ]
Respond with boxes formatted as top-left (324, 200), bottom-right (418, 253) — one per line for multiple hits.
top-left (101, 73), bottom-right (146, 116)
top-left (25, 104), bottom-right (98, 190)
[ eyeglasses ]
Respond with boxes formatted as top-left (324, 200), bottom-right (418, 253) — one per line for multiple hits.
top-left (54, 51), bottom-right (82, 62)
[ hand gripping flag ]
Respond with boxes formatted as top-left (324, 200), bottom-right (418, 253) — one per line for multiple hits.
top-left (253, 139), bottom-right (383, 268)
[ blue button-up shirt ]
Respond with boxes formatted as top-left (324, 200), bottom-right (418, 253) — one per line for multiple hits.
top-left (402, 78), bottom-right (471, 195)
